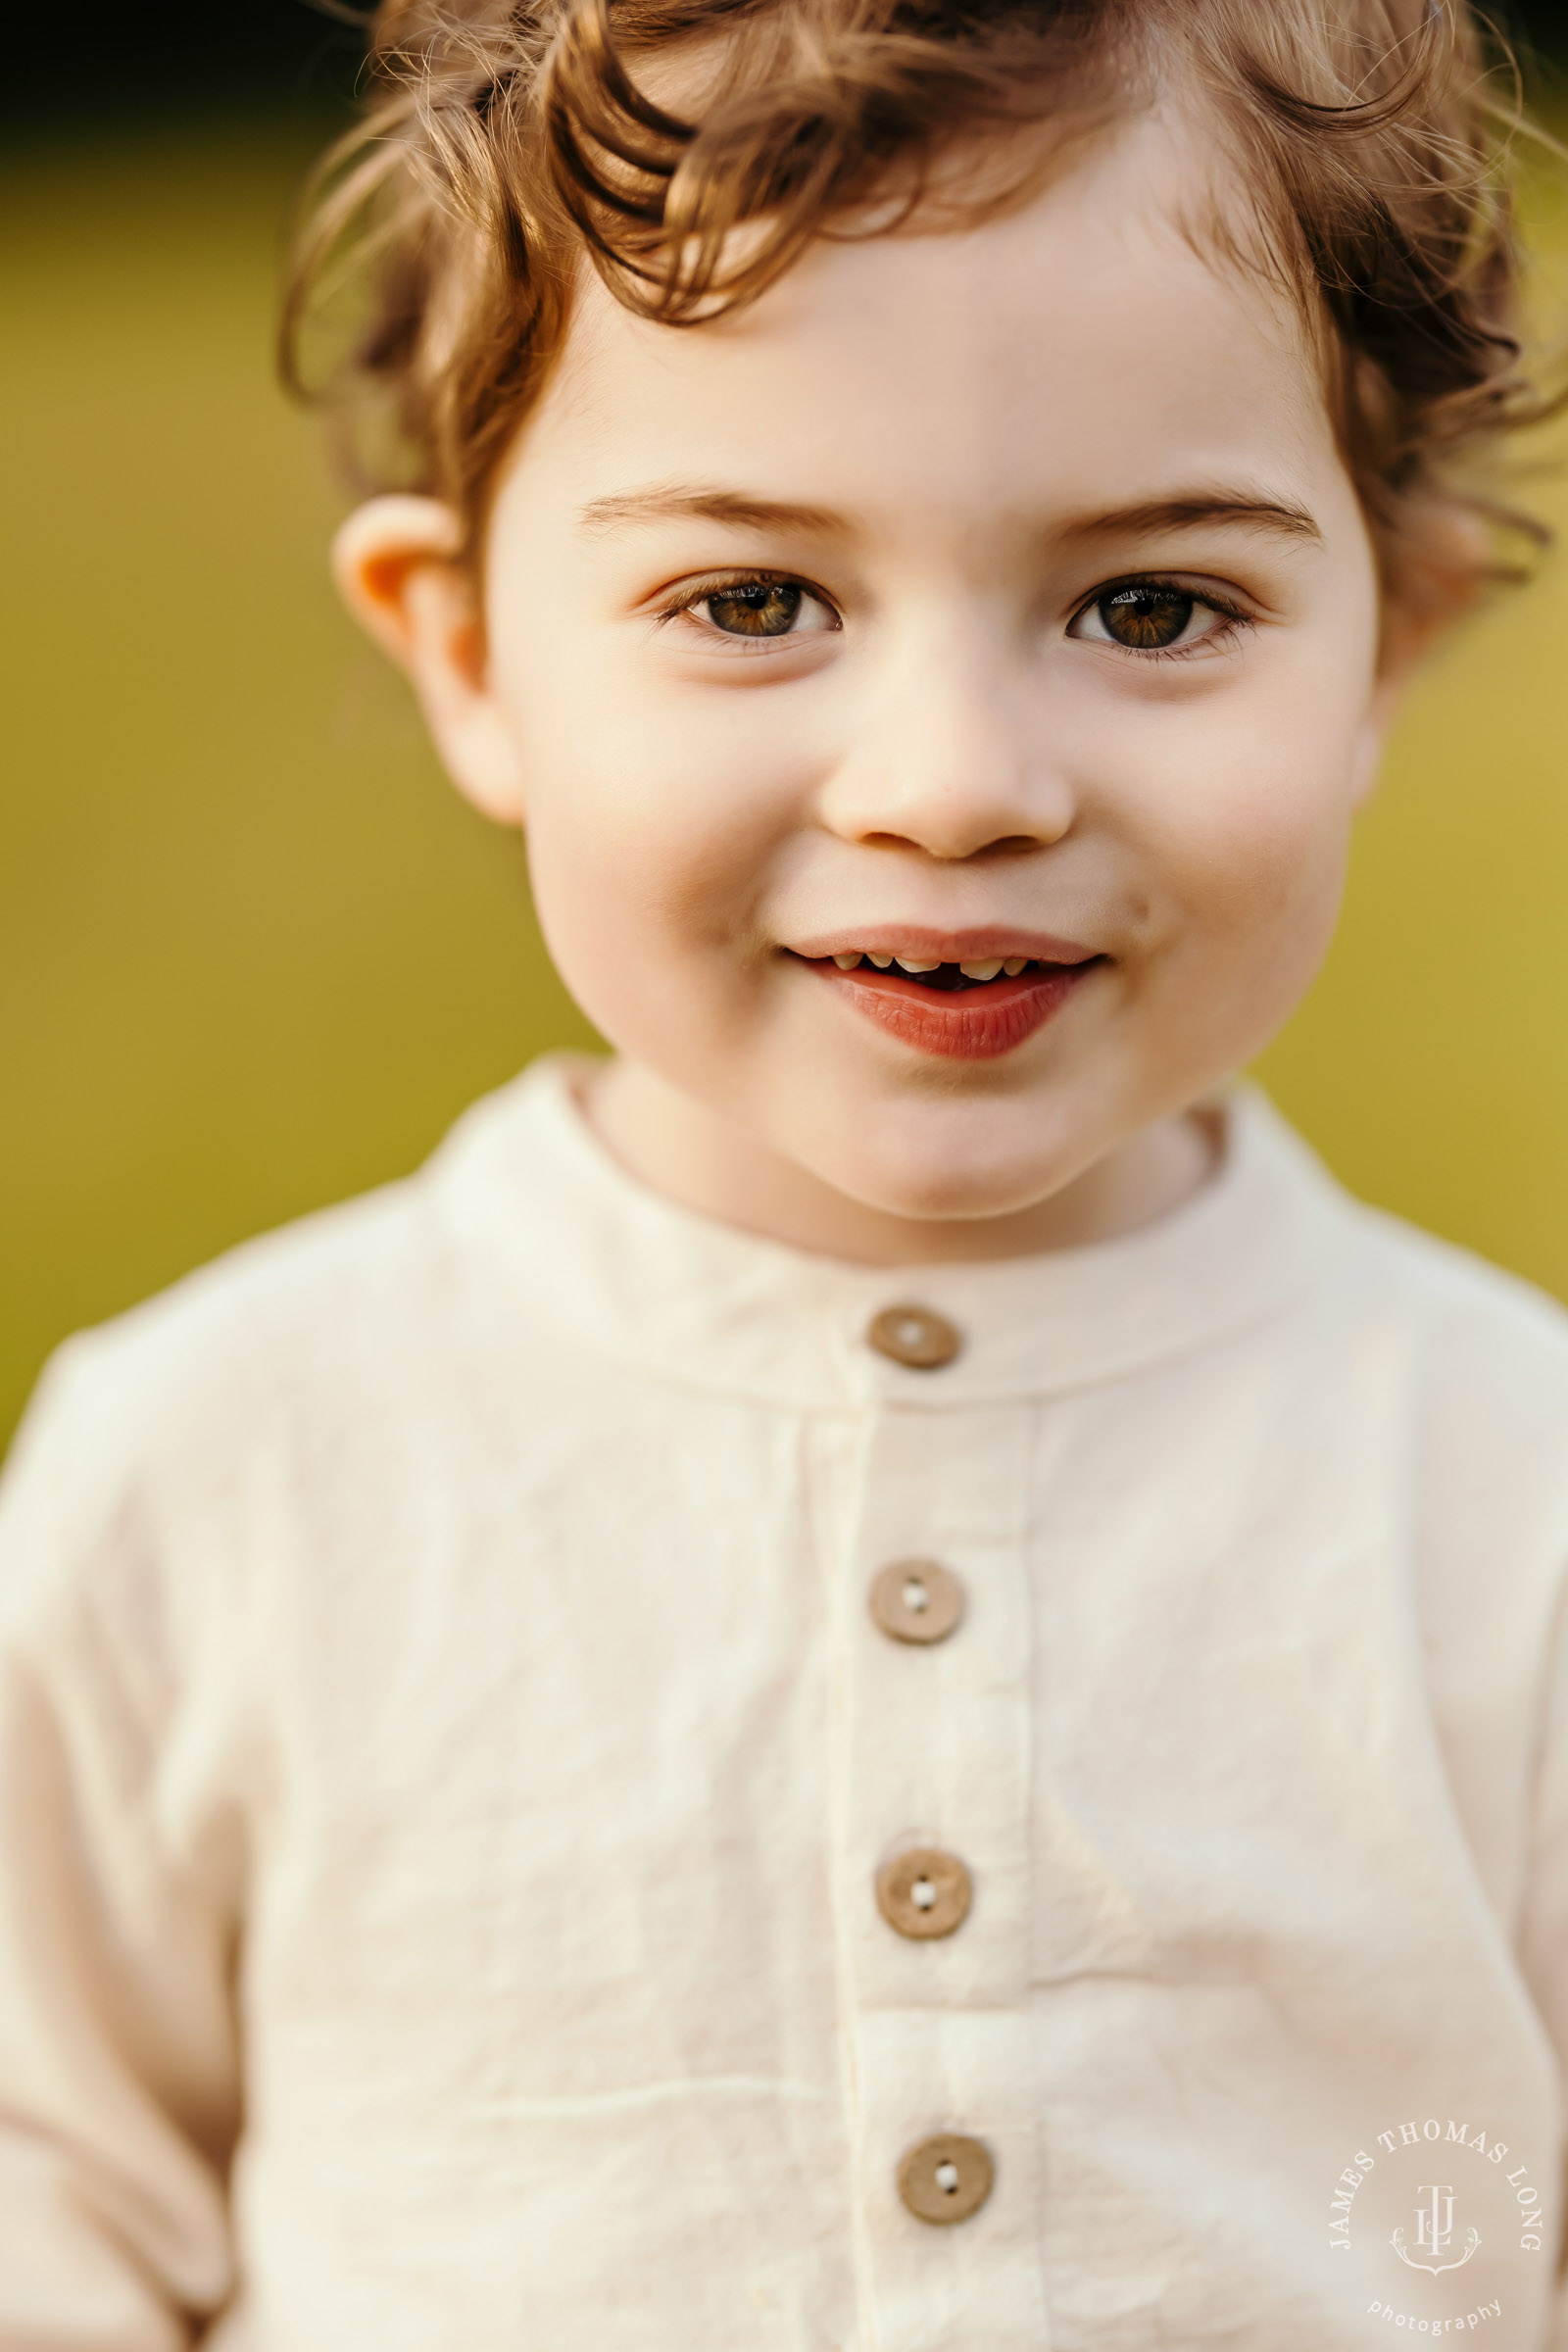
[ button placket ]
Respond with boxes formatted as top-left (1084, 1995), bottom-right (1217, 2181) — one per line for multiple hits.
top-left (834, 1397), bottom-right (1047, 2345)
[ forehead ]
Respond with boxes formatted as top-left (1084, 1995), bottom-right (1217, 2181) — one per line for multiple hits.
top-left (507, 111), bottom-right (1348, 541)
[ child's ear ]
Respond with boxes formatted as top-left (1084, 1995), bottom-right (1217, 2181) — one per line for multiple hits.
top-left (1350, 505), bottom-right (1491, 808)
top-left (331, 496), bottom-right (527, 826)
top-left (1376, 504), bottom-right (1493, 686)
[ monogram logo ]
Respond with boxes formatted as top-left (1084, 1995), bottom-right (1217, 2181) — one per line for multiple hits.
top-left (1391, 2183), bottom-right (1481, 2278)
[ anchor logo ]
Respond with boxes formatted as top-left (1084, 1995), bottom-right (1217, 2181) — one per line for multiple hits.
top-left (1391, 2184), bottom-right (1481, 2277)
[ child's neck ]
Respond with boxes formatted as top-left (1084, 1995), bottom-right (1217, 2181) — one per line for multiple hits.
top-left (581, 1058), bottom-right (1219, 1268)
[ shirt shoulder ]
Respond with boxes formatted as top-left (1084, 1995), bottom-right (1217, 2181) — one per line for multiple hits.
top-left (1, 1072), bottom-right (581, 1622)
top-left (1165, 1091), bottom-right (1568, 1443)
top-left (14, 1169), bottom-right (431, 1454)
top-left (1312, 1199), bottom-right (1568, 1592)
top-left (1341, 1194), bottom-right (1568, 1397)
top-left (6, 1062), bottom-right (594, 1488)
top-left (0, 1178), bottom-right (429, 1642)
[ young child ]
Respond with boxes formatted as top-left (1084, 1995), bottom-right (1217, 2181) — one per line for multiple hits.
top-left (4, 0), bottom-right (1568, 2343)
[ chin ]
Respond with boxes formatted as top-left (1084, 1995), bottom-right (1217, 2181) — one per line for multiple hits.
top-left (756, 1069), bottom-right (1082, 1224)
top-left (808, 1126), bottom-right (1075, 1228)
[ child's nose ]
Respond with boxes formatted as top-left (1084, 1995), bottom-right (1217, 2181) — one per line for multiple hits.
top-left (815, 645), bottom-right (1073, 860)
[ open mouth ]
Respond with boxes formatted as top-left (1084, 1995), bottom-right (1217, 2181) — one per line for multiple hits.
top-left (818, 952), bottom-right (1059, 991)
top-left (797, 947), bottom-right (1103, 1060)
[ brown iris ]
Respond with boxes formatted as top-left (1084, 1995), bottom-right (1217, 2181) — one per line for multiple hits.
top-left (704, 581), bottom-right (804, 637)
top-left (1097, 584), bottom-right (1195, 650)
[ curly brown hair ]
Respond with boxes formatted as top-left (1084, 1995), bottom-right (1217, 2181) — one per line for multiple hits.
top-left (284, 0), bottom-right (1561, 606)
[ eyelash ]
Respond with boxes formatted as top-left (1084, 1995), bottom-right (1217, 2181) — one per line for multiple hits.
top-left (655, 570), bottom-right (1255, 657)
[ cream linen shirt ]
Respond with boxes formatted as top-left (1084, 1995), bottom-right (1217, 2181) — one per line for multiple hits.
top-left (6, 1055), bottom-right (1568, 2351)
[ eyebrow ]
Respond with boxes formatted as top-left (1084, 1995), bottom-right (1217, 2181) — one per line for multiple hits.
top-left (577, 485), bottom-right (854, 539)
top-left (576, 481), bottom-right (1324, 548)
top-left (1058, 493), bottom-right (1323, 547)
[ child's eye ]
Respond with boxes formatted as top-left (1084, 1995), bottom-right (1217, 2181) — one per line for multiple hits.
top-left (1069, 579), bottom-right (1248, 658)
top-left (662, 576), bottom-right (840, 642)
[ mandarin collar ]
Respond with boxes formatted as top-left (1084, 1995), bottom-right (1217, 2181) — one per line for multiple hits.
top-left (432, 1054), bottom-right (1350, 1411)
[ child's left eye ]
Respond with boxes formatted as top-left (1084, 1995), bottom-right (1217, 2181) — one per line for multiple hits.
top-left (1068, 579), bottom-right (1246, 657)
top-left (664, 577), bottom-right (840, 642)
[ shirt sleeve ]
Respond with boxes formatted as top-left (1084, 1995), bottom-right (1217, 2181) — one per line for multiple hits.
top-left (1518, 1569), bottom-right (1568, 2347)
top-left (0, 1340), bottom-right (243, 2348)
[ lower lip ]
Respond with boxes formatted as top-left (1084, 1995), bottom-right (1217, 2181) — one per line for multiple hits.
top-left (807, 959), bottom-right (1097, 1060)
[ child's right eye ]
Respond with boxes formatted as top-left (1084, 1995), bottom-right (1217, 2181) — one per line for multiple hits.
top-left (662, 575), bottom-right (841, 642)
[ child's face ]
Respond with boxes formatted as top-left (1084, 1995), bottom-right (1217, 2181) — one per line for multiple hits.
top-left (351, 114), bottom-right (1393, 1241)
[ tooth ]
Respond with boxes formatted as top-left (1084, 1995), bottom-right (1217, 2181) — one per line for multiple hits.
top-left (867, 954), bottom-right (893, 969)
top-left (895, 957), bottom-right (941, 973)
top-left (832, 953), bottom-right (862, 970)
top-left (1002, 957), bottom-right (1028, 976)
top-left (958, 958), bottom-right (1004, 982)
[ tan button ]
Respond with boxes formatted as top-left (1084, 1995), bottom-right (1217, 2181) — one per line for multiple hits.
top-left (898, 2132), bottom-right (995, 2226)
top-left (867, 1304), bottom-right (961, 1370)
top-left (876, 1846), bottom-right (972, 1940)
top-left (868, 1559), bottom-right (965, 1645)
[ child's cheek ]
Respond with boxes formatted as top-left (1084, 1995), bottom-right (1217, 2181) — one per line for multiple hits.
top-left (1143, 763), bottom-right (1361, 1098)
top-left (516, 699), bottom-right (806, 1046)
top-left (1068, 674), bottom-right (1366, 1095)
top-left (1112, 659), bottom-right (1367, 912)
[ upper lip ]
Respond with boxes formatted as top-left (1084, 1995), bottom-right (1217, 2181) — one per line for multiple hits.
top-left (787, 926), bottom-right (1101, 965)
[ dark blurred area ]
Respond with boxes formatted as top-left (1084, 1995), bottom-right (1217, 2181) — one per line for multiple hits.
top-left (4, 2), bottom-right (369, 130)
top-left (5, 0), bottom-right (1567, 131)
top-left (1521, 0), bottom-right (1568, 61)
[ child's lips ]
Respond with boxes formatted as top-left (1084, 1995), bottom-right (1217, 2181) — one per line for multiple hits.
top-left (799, 953), bottom-right (1102, 1061)
top-left (789, 927), bottom-right (1097, 970)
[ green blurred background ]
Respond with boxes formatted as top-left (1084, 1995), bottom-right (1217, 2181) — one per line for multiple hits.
top-left (5, 5), bottom-right (1568, 1450)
